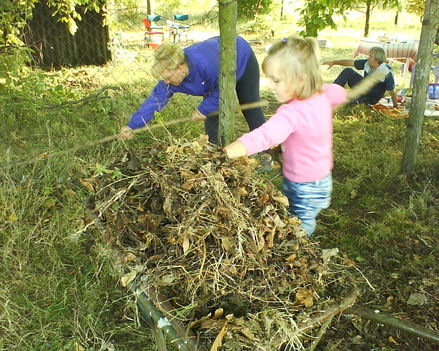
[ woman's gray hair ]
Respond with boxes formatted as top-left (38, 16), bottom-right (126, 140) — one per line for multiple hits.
top-left (369, 47), bottom-right (387, 64)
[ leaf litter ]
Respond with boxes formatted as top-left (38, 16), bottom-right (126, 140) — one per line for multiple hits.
top-left (84, 135), bottom-right (357, 350)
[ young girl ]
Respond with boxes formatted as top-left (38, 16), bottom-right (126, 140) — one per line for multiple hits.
top-left (224, 35), bottom-right (348, 237)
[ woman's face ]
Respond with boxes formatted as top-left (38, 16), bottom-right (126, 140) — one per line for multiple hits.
top-left (160, 63), bottom-right (188, 85)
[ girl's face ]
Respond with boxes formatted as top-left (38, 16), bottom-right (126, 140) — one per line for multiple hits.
top-left (264, 61), bottom-right (294, 103)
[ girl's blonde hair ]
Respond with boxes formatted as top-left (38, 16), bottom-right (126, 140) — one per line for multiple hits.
top-left (262, 35), bottom-right (323, 99)
top-left (151, 43), bottom-right (186, 80)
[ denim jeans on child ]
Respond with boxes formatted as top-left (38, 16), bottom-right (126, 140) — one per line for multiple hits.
top-left (283, 173), bottom-right (332, 237)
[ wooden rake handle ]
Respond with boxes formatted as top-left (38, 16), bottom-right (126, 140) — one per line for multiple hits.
top-left (94, 100), bottom-right (268, 146)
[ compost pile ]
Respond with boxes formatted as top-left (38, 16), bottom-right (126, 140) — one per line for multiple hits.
top-left (86, 136), bottom-right (356, 350)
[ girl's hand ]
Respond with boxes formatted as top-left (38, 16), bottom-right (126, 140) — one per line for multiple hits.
top-left (191, 109), bottom-right (206, 121)
top-left (119, 126), bottom-right (134, 139)
top-left (223, 141), bottom-right (247, 159)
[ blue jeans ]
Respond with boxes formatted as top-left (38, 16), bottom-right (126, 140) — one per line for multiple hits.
top-left (283, 173), bottom-right (332, 237)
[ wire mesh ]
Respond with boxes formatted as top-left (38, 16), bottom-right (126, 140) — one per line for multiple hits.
top-left (16, 0), bottom-right (265, 145)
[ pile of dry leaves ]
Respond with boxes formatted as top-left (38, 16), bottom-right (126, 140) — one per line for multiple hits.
top-left (84, 136), bottom-right (356, 350)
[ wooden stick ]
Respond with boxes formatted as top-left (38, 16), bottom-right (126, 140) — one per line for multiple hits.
top-left (346, 305), bottom-right (439, 345)
top-left (206, 99), bottom-right (268, 117)
top-left (297, 286), bottom-right (359, 332)
top-left (91, 100), bottom-right (268, 146)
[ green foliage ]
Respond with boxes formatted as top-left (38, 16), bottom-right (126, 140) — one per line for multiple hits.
top-left (298, 0), bottom-right (346, 37)
top-left (237, 0), bottom-right (273, 19)
top-left (156, 0), bottom-right (182, 19)
top-left (298, 0), bottom-right (401, 37)
top-left (404, 0), bottom-right (425, 16)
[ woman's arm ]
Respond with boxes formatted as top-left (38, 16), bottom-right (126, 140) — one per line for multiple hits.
top-left (127, 82), bottom-right (174, 129)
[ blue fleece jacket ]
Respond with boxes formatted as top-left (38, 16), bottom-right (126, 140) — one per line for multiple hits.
top-left (127, 36), bottom-right (254, 129)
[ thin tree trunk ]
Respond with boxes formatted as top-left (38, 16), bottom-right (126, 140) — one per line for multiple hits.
top-left (394, 11), bottom-right (398, 26)
top-left (364, 0), bottom-right (371, 37)
top-left (402, 0), bottom-right (439, 173)
top-left (218, 0), bottom-right (238, 146)
top-left (147, 0), bottom-right (151, 15)
top-left (280, 0), bottom-right (284, 19)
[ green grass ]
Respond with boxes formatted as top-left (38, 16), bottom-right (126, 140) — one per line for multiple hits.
top-left (1, 5), bottom-right (438, 351)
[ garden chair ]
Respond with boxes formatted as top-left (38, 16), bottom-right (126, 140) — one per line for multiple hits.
top-left (143, 16), bottom-right (164, 49)
top-left (166, 14), bottom-right (190, 43)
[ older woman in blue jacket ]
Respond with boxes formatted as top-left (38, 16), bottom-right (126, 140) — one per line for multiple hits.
top-left (119, 36), bottom-right (266, 144)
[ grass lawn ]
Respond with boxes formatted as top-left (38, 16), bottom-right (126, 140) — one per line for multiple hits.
top-left (1, 5), bottom-right (438, 351)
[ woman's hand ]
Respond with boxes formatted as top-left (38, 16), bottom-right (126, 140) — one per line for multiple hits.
top-left (119, 126), bottom-right (134, 139)
top-left (191, 109), bottom-right (206, 121)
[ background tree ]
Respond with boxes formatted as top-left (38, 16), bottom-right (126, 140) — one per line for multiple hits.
top-left (299, 0), bottom-right (400, 38)
top-left (402, 0), bottom-right (439, 173)
top-left (237, 0), bottom-right (273, 18)
top-left (298, 0), bottom-right (349, 37)
top-left (404, 0), bottom-right (425, 17)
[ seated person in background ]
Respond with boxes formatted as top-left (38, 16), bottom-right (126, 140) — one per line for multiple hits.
top-left (322, 47), bottom-right (398, 107)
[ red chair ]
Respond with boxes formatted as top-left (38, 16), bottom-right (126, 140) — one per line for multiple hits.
top-left (142, 18), bottom-right (164, 49)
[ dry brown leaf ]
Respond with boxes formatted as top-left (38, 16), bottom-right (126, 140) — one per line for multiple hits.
top-left (239, 326), bottom-right (257, 341)
top-left (79, 178), bottom-right (95, 192)
top-left (64, 189), bottom-right (76, 197)
top-left (191, 140), bottom-right (203, 153)
top-left (210, 321), bottom-right (228, 351)
top-left (288, 217), bottom-right (302, 226)
top-left (124, 252), bottom-right (137, 262)
top-left (260, 193), bottom-right (270, 204)
top-left (285, 253), bottom-right (297, 261)
top-left (238, 187), bottom-right (248, 196)
top-left (266, 226), bottom-right (276, 248)
top-left (201, 319), bottom-right (226, 329)
top-left (272, 195), bottom-right (289, 207)
top-left (343, 257), bottom-right (356, 266)
top-left (273, 215), bottom-right (286, 228)
top-left (213, 308), bottom-right (224, 319)
top-left (165, 145), bottom-right (177, 153)
top-left (388, 336), bottom-right (399, 345)
top-left (296, 288), bottom-right (314, 307)
top-left (180, 169), bottom-right (196, 179)
top-left (182, 236), bottom-right (190, 254)
top-left (120, 271), bottom-right (137, 287)
top-left (182, 179), bottom-right (196, 190)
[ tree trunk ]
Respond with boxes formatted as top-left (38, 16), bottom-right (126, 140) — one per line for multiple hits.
top-left (402, 0), bottom-right (439, 173)
top-left (364, 0), bottom-right (371, 37)
top-left (147, 0), bottom-right (151, 15)
top-left (218, 0), bottom-right (238, 146)
top-left (280, 0), bottom-right (284, 19)
top-left (394, 11), bottom-right (398, 26)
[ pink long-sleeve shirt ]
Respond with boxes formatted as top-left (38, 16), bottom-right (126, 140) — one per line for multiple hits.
top-left (238, 83), bottom-right (347, 182)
